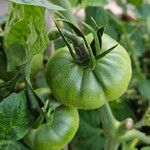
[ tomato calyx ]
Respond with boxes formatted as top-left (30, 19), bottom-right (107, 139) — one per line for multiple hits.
top-left (33, 99), bottom-right (59, 128)
top-left (52, 19), bottom-right (118, 70)
top-left (42, 99), bottom-right (54, 124)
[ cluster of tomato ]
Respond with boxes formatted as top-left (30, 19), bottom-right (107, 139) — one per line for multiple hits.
top-left (0, 30), bottom-right (132, 150)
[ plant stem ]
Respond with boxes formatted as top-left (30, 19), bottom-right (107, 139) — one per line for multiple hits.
top-left (120, 129), bottom-right (150, 144)
top-left (99, 102), bottom-right (150, 150)
top-left (48, 29), bottom-right (88, 61)
top-left (98, 102), bottom-right (120, 150)
top-left (104, 138), bottom-right (119, 150)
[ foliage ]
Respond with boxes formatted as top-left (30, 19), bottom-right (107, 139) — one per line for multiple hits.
top-left (0, 91), bottom-right (34, 140)
top-left (0, 0), bottom-right (150, 149)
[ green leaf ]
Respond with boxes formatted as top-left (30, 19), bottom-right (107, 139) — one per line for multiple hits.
top-left (8, 0), bottom-right (64, 11)
top-left (4, 4), bottom-right (49, 71)
top-left (0, 72), bottom-right (22, 89)
top-left (127, 0), bottom-right (143, 7)
top-left (138, 4), bottom-right (150, 18)
top-left (0, 140), bottom-right (28, 150)
top-left (70, 109), bottom-right (104, 150)
top-left (25, 79), bottom-right (43, 116)
top-left (70, 0), bottom-right (110, 7)
top-left (146, 16), bottom-right (150, 33)
top-left (138, 79), bottom-right (150, 100)
top-left (142, 105), bottom-right (150, 126)
top-left (110, 101), bottom-right (137, 121)
top-left (0, 91), bottom-right (34, 140)
top-left (141, 146), bottom-right (150, 150)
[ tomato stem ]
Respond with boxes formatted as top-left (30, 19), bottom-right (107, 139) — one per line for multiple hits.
top-left (98, 101), bottom-right (150, 149)
top-left (48, 28), bottom-right (88, 61)
top-left (98, 102), bottom-right (120, 150)
top-left (120, 129), bottom-right (150, 144)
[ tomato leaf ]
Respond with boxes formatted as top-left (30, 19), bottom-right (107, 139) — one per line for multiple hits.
top-left (25, 79), bottom-right (43, 116)
top-left (8, 0), bottom-right (64, 11)
top-left (70, 109), bottom-right (104, 150)
top-left (4, 4), bottom-right (49, 71)
top-left (127, 0), bottom-right (143, 7)
top-left (141, 146), bottom-right (150, 150)
top-left (138, 79), bottom-right (150, 100)
top-left (0, 72), bottom-right (21, 89)
top-left (70, 0), bottom-right (110, 7)
top-left (0, 91), bottom-right (34, 140)
top-left (0, 140), bottom-right (28, 150)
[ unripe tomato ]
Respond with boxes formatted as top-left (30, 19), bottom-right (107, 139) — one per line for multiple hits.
top-left (46, 34), bottom-right (132, 109)
top-left (23, 102), bottom-right (79, 150)
top-left (30, 53), bottom-right (43, 79)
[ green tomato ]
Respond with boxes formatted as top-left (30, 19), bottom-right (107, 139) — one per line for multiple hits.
top-left (24, 88), bottom-right (79, 150)
top-left (23, 103), bottom-right (79, 150)
top-left (45, 33), bottom-right (132, 109)
top-left (30, 53), bottom-right (43, 79)
top-left (0, 51), bottom-right (15, 81)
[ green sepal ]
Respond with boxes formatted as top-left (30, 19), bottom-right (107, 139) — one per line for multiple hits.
top-left (97, 26), bottom-right (105, 49)
top-left (56, 19), bottom-right (90, 52)
top-left (56, 19), bottom-right (96, 69)
top-left (55, 22), bottom-right (80, 63)
top-left (96, 44), bottom-right (118, 60)
top-left (81, 21), bottom-right (101, 55)
top-left (90, 17), bottom-right (99, 30)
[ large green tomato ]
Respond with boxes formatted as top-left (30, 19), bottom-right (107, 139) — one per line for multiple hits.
top-left (45, 34), bottom-right (132, 109)
top-left (23, 103), bottom-right (79, 150)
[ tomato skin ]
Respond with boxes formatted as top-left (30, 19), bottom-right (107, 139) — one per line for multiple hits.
top-left (30, 53), bottom-right (43, 79)
top-left (45, 34), bottom-right (132, 109)
top-left (24, 105), bottom-right (79, 150)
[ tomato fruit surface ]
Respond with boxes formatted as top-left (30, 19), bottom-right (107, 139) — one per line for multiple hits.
top-left (24, 102), bottom-right (79, 150)
top-left (30, 53), bottom-right (43, 79)
top-left (45, 34), bottom-right (132, 109)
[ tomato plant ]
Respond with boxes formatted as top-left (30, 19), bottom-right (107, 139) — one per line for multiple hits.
top-left (0, 0), bottom-right (149, 150)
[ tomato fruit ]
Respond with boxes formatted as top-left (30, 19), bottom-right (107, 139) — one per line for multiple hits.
top-left (24, 88), bottom-right (79, 150)
top-left (30, 53), bottom-right (43, 79)
top-left (45, 33), bottom-right (132, 109)
top-left (23, 103), bottom-right (79, 150)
